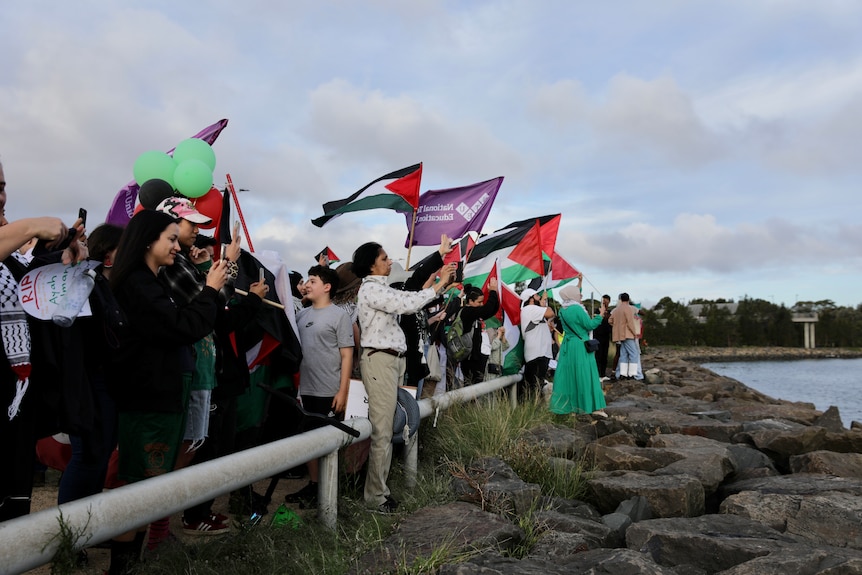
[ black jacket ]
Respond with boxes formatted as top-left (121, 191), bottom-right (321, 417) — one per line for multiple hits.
top-left (111, 265), bottom-right (219, 413)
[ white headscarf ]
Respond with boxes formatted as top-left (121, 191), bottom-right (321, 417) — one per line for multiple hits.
top-left (558, 284), bottom-right (583, 308)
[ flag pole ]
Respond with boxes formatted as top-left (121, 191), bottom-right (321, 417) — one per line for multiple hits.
top-left (226, 173), bottom-right (255, 253)
top-left (405, 209), bottom-right (418, 268)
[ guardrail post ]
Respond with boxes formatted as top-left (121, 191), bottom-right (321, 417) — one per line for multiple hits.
top-left (318, 450), bottom-right (339, 529)
top-left (509, 382), bottom-right (518, 409)
top-left (404, 430), bottom-right (418, 489)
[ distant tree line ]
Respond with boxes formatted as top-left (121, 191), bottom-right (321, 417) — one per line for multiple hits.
top-left (640, 297), bottom-right (862, 348)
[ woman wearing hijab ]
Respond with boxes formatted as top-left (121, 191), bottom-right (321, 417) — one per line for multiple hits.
top-left (549, 277), bottom-right (608, 417)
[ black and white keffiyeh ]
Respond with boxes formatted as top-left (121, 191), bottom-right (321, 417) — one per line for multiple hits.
top-left (1, 253), bottom-right (31, 420)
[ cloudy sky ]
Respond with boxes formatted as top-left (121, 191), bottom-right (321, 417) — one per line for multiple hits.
top-left (2, 1), bottom-right (861, 308)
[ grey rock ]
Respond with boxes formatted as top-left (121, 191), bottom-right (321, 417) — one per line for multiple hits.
top-left (532, 508), bottom-right (616, 548)
top-left (790, 450), bottom-right (862, 478)
top-left (720, 490), bottom-right (862, 550)
top-left (744, 426), bottom-right (829, 456)
top-left (814, 406), bottom-right (845, 432)
top-left (645, 368), bottom-right (664, 385)
top-left (596, 430), bottom-right (638, 447)
top-left (588, 472), bottom-right (705, 517)
top-left (584, 443), bottom-right (686, 473)
top-left (715, 548), bottom-right (862, 575)
top-left (350, 502), bottom-right (524, 575)
top-left (439, 548), bottom-right (678, 574)
top-left (519, 423), bottom-right (595, 459)
top-left (528, 530), bottom-right (592, 559)
top-left (451, 457), bottom-right (542, 516)
top-left (821, 430), bottom-right (862, 453)
top-left (541, 496), bottom-right (602, 520)
top-left (725, 444), bottom-right (777, 473)
top-left (719, 472), bottom-right (862, 499)
top-left (741, 418), bottom-right (806, 432)
top-left (602, 512), bottom-right (632, 546)
top-left (852, 421), bottom-right (862, 431)
top-left (626, 514), bottom-right (799, 573)
top-left (616, 495), bottom-right (654, 522)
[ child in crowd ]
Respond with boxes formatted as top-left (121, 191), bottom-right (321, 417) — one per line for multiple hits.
top-left (284, 265), bottom-right (354, 507)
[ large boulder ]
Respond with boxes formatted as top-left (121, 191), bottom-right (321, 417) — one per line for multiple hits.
top-left (588, 472), bottom-right (705, 517)
top-left (626, 514), bottom-right (799, 573)
top-left (584, 443), bottom-right (685, 473)
top-left (532, 508), bottom-right (616, 549)
top-left (451, 457), bottom-right (541, 516)
top-left (790, 450), bottom-right (862, 478)
top-left (350, 502), bottom-right (524, 575)
top-left (519, 423), bottom-right (596, 459)
top-left (720, 490), bottom-right (862, 550)
top-left (439, 548), bottom-right (678, 574)
top-left (716, 548), bottom-right (862, 574)
top-left (719, 473), bottom-right (862, 500)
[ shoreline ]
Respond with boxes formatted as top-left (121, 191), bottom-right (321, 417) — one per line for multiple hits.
top-left (645, 345), bottom-right (862, 364)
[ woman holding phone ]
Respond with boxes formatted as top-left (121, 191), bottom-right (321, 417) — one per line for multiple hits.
top-left (106, 209), bottom-right (227, 573)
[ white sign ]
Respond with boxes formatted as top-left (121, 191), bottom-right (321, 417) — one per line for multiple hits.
top-left (18, 261), bottom-right (99, 321)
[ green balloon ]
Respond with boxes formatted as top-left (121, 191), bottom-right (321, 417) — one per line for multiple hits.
top-left (173, 159), bottom-right (213, 198)
top-left (172, 138), bottom-right (216, 172)
top-left (133, 150), bottom-right (177, 188)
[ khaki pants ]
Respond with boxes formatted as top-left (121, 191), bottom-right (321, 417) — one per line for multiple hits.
top-left (360, 349), bottom-right (405, 507)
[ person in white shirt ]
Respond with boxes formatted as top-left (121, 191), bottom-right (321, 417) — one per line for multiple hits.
top-left (519, 288), bottom-right (555, 399)
top-left (352, 237), bottom-right (455, 514)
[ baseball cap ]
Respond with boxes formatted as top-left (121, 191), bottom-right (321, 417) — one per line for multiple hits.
top-left (520, 288), bottom-right (538, 303)
top-left (155, 196), bottom-right (211, 224)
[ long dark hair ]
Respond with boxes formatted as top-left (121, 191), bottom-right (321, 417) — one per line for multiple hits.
top-left (110, 210), bottom-right (177, 291)
top-left (87, 223), bottom-right (124, 265)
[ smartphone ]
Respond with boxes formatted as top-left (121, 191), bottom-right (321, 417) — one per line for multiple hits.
top-left (78, 208), bottom-right (87, 228)
top-left (220, 244), bottom-right (227, 261)
top-left (259, 267), bottom-right (265, 283)
top-left (455, 261), bottom-right (464, 283)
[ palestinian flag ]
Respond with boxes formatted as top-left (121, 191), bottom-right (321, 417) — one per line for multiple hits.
top-left (485, 282), bottom-right (524, 376)
top-left (443, 233), bottom-right (477, 265)
top-left (312, 163), bottom-right (422, 227)
top-left (314, 246), bottom-right (340, 265)
top-left (507, 220), bottom-right (544, 277)
top-left (460, 214), bottom-right (562, 286)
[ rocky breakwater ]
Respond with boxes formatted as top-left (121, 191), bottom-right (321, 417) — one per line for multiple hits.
top-left (352, 349), bottom-right (862, 575)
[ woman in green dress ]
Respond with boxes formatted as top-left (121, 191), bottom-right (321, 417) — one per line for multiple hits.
top-left (549, 280), bottom-right (608, 417)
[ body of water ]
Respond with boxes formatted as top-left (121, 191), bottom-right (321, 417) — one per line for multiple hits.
top-left (701, 357), bottom-right (862, 428)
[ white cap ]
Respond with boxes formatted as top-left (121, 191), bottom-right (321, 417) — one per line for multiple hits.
top-left (520, 288), bottom-right (538, 303)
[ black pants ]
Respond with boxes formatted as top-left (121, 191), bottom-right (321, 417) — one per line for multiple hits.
top-left (521, 356), bottom-right (550, 400)
top-left (595, 337), bottom-right (610, 378)
top-left (461, 356), bottom-right (489, 386)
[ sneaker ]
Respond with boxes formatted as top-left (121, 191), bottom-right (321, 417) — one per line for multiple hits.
top-left (210, 512), bottom-right (229, 524)
top-left (370, 496), bottom-right (399, 515)
top-left (284, 482), bottom-right (318, 509)
top-left (592, 410), bottom-right (609, 418)
top-left (182, 515), bottom-right (230, 536)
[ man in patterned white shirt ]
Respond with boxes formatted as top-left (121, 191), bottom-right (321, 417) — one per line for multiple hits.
top-left (353, 237), bottom-right (455, 513)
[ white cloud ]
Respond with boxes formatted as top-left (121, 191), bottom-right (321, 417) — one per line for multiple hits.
top-left (304, 79), bottom-right (523, 180)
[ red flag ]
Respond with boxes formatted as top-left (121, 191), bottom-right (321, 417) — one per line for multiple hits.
top-left (443, 233), bottom-right (477, 265)
top-left (539, 214), bottom-right (561, 258)
top-left (385, 162), bottom-right (422, 210)
top-left (507, 220), bottom-right (544, 276)
top-left (482, 260), bottom-right (502, 321)
top-left (551, 251), bottom-right (579, 281)
top-left (499, 282), bottom-right (521, 326)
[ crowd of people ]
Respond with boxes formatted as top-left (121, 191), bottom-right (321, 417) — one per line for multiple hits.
top-left (0, 158), bottom-right (646, 573)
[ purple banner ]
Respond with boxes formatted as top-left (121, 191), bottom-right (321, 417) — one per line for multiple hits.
top-left (105, 118), bottom-right (230, 226)
top-left (405, 176), bottom-right (503, 247)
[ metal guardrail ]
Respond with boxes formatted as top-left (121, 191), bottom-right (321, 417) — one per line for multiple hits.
top-left (0, 374), bottom-right (521, 574)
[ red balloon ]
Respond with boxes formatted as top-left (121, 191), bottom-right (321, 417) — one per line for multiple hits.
top-left (193, 187), bottom-right (223, 229)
